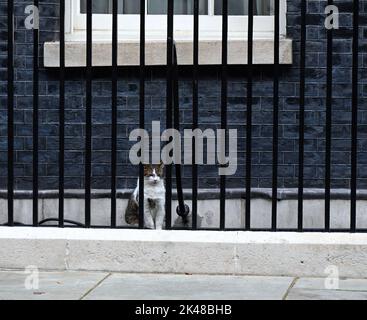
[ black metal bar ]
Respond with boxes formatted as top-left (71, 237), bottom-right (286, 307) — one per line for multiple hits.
top-left (165, 0), bottom-right (174, 230)
top-left (139, 0), bottom-right (146, 229)
top-left (85, 0), bottom-right (92, 228)
top-left (245, 0), bottom-right (254, 231)
top-left (33, 0), bottom-right (40, 227)
top-left (192, 0), bottom-right (199, 230)
top-left (220, 0), bottom-right (228, 230)
top-left (298, 0), bottom-right (306, 232)
top-left (59, 0), bottom-right (65, 228)
top-left (351, 0), bottom-right (359, 233)
top-left (111, 0), bottom-right (118, 228)
top-left (172, 45), bottom-right (188, 220)
top-left (272, 0), bottom-right (280, 231)
top-left (7, 0), bottom-right (14, 227)
top-left (325, 0), bottom-right (333, 232)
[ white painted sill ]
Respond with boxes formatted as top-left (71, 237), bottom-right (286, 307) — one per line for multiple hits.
top-left (44, 36), bottom-right (293, 67)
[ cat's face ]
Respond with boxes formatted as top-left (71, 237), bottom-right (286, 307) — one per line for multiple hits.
top-left (144, 163), bottom-right (165, 185)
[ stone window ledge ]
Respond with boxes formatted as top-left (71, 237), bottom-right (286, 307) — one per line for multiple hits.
top-left (44, 38), bottom-right (293, 67)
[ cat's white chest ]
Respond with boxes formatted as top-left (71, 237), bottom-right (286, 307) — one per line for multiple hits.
top-left (144, 182), bottom-right (165, 200)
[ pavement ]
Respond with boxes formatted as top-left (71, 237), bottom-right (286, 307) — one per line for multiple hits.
top-left (1, 270), bottom-right (367, 300)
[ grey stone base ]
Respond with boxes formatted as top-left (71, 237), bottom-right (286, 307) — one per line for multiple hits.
top-left (1, 189), bottom-right (367, 229)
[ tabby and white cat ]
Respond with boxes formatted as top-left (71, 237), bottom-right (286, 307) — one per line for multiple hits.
top-left (125, 163), bottom-right (166, 230)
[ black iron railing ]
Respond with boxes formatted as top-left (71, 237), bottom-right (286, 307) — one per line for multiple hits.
top-left (2, 0), bottom-right (364, 232)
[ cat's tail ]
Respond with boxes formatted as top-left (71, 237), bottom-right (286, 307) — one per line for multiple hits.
top-left (125, 198), bottom-right (139, 226)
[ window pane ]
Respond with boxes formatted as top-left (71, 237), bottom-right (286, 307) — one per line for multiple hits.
top-left (214, 0), bottom-right (274, 16)
top-left (123, 0), bottom-right (140, 14)
top-left (80, 0), bottom-right (140, 14)
top-left (148, 0), bottom-right (208, 15)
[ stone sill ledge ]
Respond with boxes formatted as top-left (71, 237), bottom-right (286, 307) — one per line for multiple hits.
top-left (44, 38), bottom-right (293, 67)
top-left (1, 188), bottom-right (366, 201)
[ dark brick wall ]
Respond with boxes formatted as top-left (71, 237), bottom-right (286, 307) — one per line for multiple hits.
top-left (0, 0), bottom-right (366, 190)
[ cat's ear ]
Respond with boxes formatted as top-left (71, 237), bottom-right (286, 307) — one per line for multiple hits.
top-left (157, 161), bottom-right (165, 176)
top-left (144, 164), bottom-right (152, 175)
top-left (159, 160), bottom-right (165, 170)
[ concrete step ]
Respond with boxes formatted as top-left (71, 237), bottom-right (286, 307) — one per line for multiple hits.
top-left (1, 227), bottom-right (367, 278)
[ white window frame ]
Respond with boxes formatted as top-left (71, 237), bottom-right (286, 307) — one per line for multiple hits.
top-left (65, 0), bottom-right (287, 40)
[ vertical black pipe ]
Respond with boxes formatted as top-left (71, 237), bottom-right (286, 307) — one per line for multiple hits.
top-left (33, 0), bottom-right (40, 227)
top-left (59, 0), bottom-right (65, 228)
top-left (325, 0), bottom-right (333, 232)
top-left (85, 0), bottom-right (92, 228)
top-left (220, 0), bottom-right (228, 230)
top-left (173, 46), bottom-right (187, 218)
top-left (111, 0), bottom-right (118, 228)
top-left (351, 0), bottom-right (359, 233)
top-left (272, 0), bottom-right (280, 231)
top-left (139, 0), bottom-right (146, 229)
top-left (192, 0), bottom-right (199, 230)
top-left (7, 0), bottom-right (14, 226)
top-left (298, 0), bottom-right (306, 232)
top-left (245, 0), bottom-right (254, 231)
top-left (165, 0), bottom-right (174, 230)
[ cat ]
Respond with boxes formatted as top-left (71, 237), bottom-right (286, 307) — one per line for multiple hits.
top-left (125, 163), bottom-right (166, 230)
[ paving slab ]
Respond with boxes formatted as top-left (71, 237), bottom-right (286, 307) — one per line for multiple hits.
top-left (84, 273), bottom-right (294, 300)
top-left (287, 288), bottom-right (367, 300)
top-left (287, 278), bottom-right (367, 300)
top-left (4, 270), bottom-right (367, 300)
top-left (0, 271), bottom-right (109, 300)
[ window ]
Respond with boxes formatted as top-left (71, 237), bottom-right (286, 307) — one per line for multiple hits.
top-left (45, 0), bottom-right (291, 67)
top-left (79, 0), bottom-right (273, 15)
top-left (67, 0), bottom-right (286, 40)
